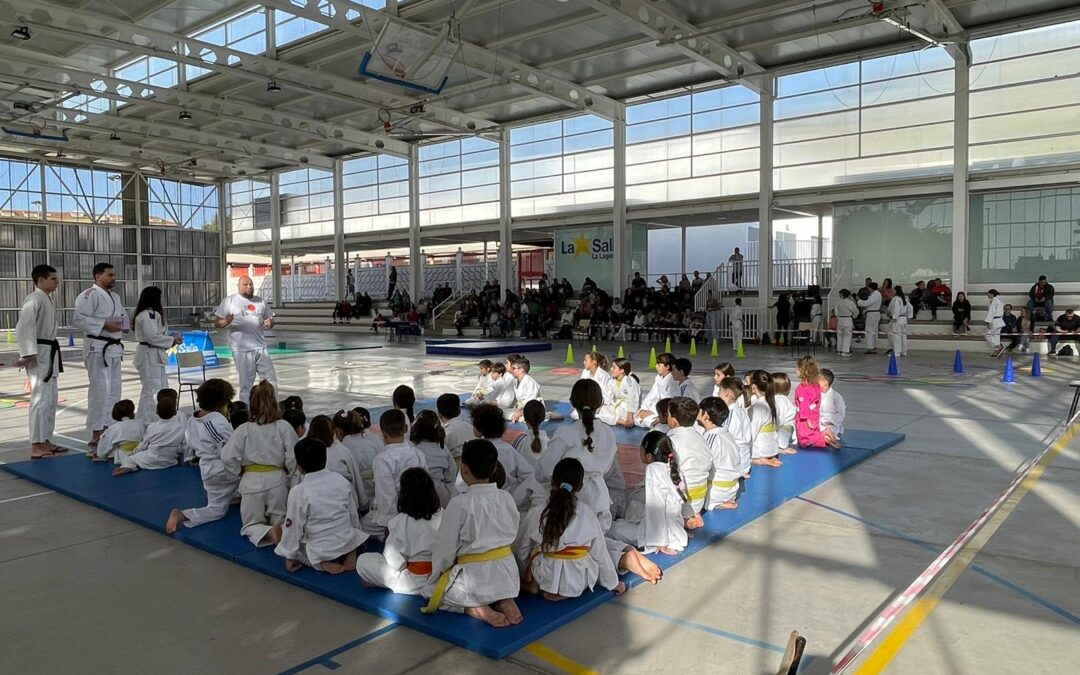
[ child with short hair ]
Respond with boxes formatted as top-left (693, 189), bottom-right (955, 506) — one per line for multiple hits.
top-left (310, 415), bottom-right (366, 510)
top-left (423, 439), bottom-right (522, 627)
top-left (609, 431), bottom-right (693, 555)
top-left (489, 363), bottom-right (516, 411)
top-left (747, 370), bottom-right (782, 468)
top-left (113, 393), bottom-right (186, 476)
top-left (282, 408), bottom-right (305, 437)
top-left (636, 352), bottom-right (679, 427)
top-left (274, 437), bottom-right (367, 574)
top-left (599, 357), bottom-right (640, 428)
top-left (794, 356), bottom-right (827, 449)
top-left (673, 358), bottom-right (700, 402)
top-left (221, 380), bottom-right (299, 546)
top-left (507, 357), bottom-right (544, 422)
top-left (541, 380), bottom-right (618, 531)
top-left (666, 397), bottom-right (710, 523)
top-left (93, 400), bottom-right (143, 462)
top-left (820, 369), bottom-right (845, 449)
top-left (464, 360), bottom-right (495, 408)
top-left (512, 399), bottom-right (550, 475)
top-left (466, 403), bottom-right (536, 508)
top-left (362, 409), bottom-right (427, 537)
top-left (411, 410), bottom-right (458, 507)
top-left (718, 377), bottom-right (752, 478)
top-left (166, 379), bottom-right (237, 533)
top-left (771, 372), bottom-right (798, 455)
top-left (712, 363), bottom-right (735, 396)
top-left (516, 457), bottom-right (624, 601)
top-left (437, 393), bottom-right (474, 460)
top-left (697, 397), bottom-right (740, 510)
top-left (356, 467), bottom-right (443, 594)
top-left (281, 395), bottom-right (304, 414)
top-left (653, 398), bottom-right (672, 434)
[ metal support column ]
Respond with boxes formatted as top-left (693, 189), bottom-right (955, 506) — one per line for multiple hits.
top-left (816, 213), bottom-right (824, 287)
top-left (758, 75), bottom-right (775, 331)
top-left (612, 106), bottom-right (628, 298)
top-left (217, 179), bottom-right (227, 295)
top-left (408, 143), bottom-right (423, 301)
top-left (498, 127), bottom-right (513, 295)
top-left (951, 49), bottom-right (971, 292)
top-left (333, 159), bottom-right (345, 300)
top-left (134, 171), bottom-right (144, 290)
top-left (270, 173), bottom-right (283, 306)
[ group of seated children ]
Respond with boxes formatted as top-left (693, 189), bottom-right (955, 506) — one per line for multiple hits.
top-left (91, 348), bottom-right (844, 630)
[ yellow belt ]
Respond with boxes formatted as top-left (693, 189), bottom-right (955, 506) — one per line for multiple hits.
top-left (761, 422), bottom-right (776, 433)
top-left (245, 464), bottom-right (283, 473)
top-left (119, 441), bottom-right (138, 453)
top-left (780, 424), bottom-right (793, 431)
top-left (712, 478), bottom-right (738, 489)
top-left (687, 482), bottom-right (708, 503)
top-left (360, 470), bottom-right (374, 480)
top-left (422, 545), bottom-right (513, 614)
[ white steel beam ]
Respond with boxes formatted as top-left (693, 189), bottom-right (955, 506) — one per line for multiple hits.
top-left (10, 134), bottom-right (249, 176)
top-left (0, 49), bottom-right (410, 157)
top-left (578, 0), bottom-right (768, 95)
top-left (250, 0), bottom-right (621, 121)
top-left (1, 0), bottom-right (495, 134)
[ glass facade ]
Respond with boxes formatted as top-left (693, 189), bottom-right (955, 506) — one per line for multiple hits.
top-left (147, 178), bottom-right (218, 230)
top-left (511, 115), bottom-right (613, 217)
top-left (420, 138), bottom-right (499, 225)
top-left (343, 154), bottom-right (410, 233)
top-left (833, 198), bottom-right (953, 286)
top-left (0, 157), bottom-right (42, 220)
top-left (186, 8), bottom-right (268, 81)
top-left (279, 168), bottom-right (335, 239)
top-left (44, 165), bottom-right (128, 224)
top-left (227, 179), bottom-right (271, 245)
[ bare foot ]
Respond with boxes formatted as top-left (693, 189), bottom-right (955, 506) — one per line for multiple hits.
top-left (752, 457), bottom-right (782, 467)
top-left (620, 548), bottom-right (662, 584)
top-left (684, 514), bottom-right (704, 530)
top-left (342, 549), bottom-right (358, 572)
top-left (360, 579), bottom-right (378, 588)
top-left (614, 581), bottom-right (627, 595)
top-left (494, 599), bottom-right (523, 625)
top-left (112, 467), bottom-right (135, 476)
top-left (541, 591), bottom-right (568, 602)
top-left (715, 500), bottom-right (738, 509)
top-left (522, 578), bottom-right (540, 596)
top-left (658, 547), bottom-right (681, 556)
top-left (465, 605), bottom-right (510, 628)
top-left (285, 559), bottom-right (302, 573)
top-left (165, 508), bottom-right (188, 535)
top-left (91, 455), bottom-right (109, 463)
top-left (321, 561), bottom-right (345, 574)
top-left (268, 524), bottom-right (283, 546)
top-left (780, 447), bottom-right (798, 455)
top-left (88, 432), bottom-right (103, 448)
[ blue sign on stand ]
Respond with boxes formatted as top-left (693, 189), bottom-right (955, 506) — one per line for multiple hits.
top-left (167, 330), bottom-right (220, 369)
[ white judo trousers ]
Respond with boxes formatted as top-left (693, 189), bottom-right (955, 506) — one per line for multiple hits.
top-left (182, 475), bottom-right (238, 528)
top-left (731, 319), bottom-right (743, 352)
top-left (837, 317), bottom-right (854, 355)
top-left (86, 356), bottom-right (123, 431)
top-left (890, 318), bottom-right (909, 356)
top-left (27, 354), bottom-right (59, 444)
top-left (863, 311), bottom-right (881, 351)
top-left (234, 348), bottom-right (277, 404)
top-left (136, 362), bottom-right (167, 421)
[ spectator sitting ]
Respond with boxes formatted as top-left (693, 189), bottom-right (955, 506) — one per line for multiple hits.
top-left (371, 309), bottom-right (387, 332)
top-left (909, 280), bottom-right (927, 317)
top-left (1026, 275), bottom-right (1055, 323)
top-left (928, 278), bottom-right (951, 320)
top-left (1048, 308), bottom-right (1080, 356)
top-left (453, 309), bottom-right (468, 337)
top-left (332, 298), bottom-right (352, 325)
top-left (952, 292), bottom-right (972, 337)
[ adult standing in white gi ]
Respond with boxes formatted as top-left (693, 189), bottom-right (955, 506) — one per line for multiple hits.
top-left (984, 289), bottom-right (1006, 358)
top-left (15, 264), bottom-right (68, 459)
top-left (835, 289), bottom-right (858, 357)
top-left (75, 262), bottom-right (130, 448)
top-left (857, 281), bottom-right (883, 355)
top-left (214, 275), bottom-right (276, 404)
top-left (134, 286), bottom-right (182, 420)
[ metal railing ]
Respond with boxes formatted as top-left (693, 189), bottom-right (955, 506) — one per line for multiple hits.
top-left (716, 259), bottom-right (832, 293)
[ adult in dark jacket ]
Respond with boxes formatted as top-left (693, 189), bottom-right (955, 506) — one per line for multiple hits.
top-left (1026, 275), bottom-right (1055, 321)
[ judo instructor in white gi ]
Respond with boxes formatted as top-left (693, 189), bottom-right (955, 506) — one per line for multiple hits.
top-left (214, 275), bottom-right (276, 404)
top-left (15, 264), bottom-right (69, 459)
top-left (75, 262), bottom-right (130, 449)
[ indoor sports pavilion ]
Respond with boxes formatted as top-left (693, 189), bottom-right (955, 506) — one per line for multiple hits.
top-left (1, 0), bottom-right (1079, 673)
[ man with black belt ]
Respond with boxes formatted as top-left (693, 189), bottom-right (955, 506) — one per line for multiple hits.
top-left (857, 281), bottom-right (883, 355)
top-left (15, 264), bottom-right (68, 459)
top-left (75, 262), bottom-right (130, 448)
top-left (835, 289), bottom-right (859, 357)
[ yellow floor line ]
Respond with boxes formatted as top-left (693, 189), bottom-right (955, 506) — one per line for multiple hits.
top-left (525, 642), bottom-right (600, 675)
top-left (853, 421), bottom-right (1078, 674)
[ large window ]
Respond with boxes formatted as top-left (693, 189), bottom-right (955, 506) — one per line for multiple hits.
top-left (833, 197), bottom-right (953, 285)
top-left (279, 168), bottom-right (335, 239)
top-left (226, 179), bottom-right (270, 245)
top-left (0, 157), bottom-right (42, 220)
top-left (626, 85), bottom-right (759, 204)
top-left (969, 20), bottom-right (1080, 170)
top-left (511, 115), bottom-right (613, 217)
top-left (44, 165), bottom-right (129, 224)
top-left (147, 178), bottom-right (218, 230)
top-left (968, 187), bottom-right (1080, 283)
top-left (186, 8), bottom-right (268, 81)
top-left (275, 1), bottom-right (383, 47)
top-left (420, 138), bottom-right (499, 225)
top-left (115, 56), bottom-right (178, 89)
top-left (343, 154), bottom-right (410, 233)
top-left (774, 50), bottom-right (954, 190)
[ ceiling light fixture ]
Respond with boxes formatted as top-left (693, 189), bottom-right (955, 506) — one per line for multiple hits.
top-left (10, 26), bottom-right (31, 41)
top-left (109, 131), bottom-right (121, 141)
top-left (266, 80), bottom-right (281, 93)
top-left (178, 110), bottom-right (192, 121)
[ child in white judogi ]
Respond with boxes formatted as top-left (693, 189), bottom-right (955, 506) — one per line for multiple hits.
top-left (133, 302), bottom-right (180, 422)
top-left (166, 379), bottom-right (238, 534)
top-left (437, 394), bottom-right (475, 460)
top-left (609, 431), bottom-right (693, 554)
top-left (356, 468), bottom-right (443, 595)
top-left (652, 399), bottom-right (672, 434)
top-left (771, 372), bottom-right (798, 454)
top-left (464, 360), bottom-right (495, 408)
top-left (731, 298), bottom-right (745, 352)
top-left (361, 410), bottom-right (427, 537)
top-left (635, 353), bottom-right (679, 428)
top-left (747, 371), bottom-right (781, 468)
top-left (94, 400), bottom-right (143, 462)
top-left (717, 377), bottom-right (753, 477)
top-left (516, 457), bottom-right (623, 601)
top-left (599, 358), bottom-right (640, 428)
top-left (113, 394), bottom-right (186, 475)
top-left (512, 400), bottom-right (550, 476)
top-left (275, 437), bottom-right (367, 574)
top-left (697, 398), bottom-right (741, 510)
top-left (506, 357), bottom-right (544, 422)
top-left (411, 410), bottom-right (459, 508)
top-left (820, 369), bottom-right (846, 449)
top-left (462, 404), bottom-right (538, 509)
top-left (489, 363), bottom-right (517, 412)
top-left (574, 352), bottom-right (615, 420)
top-left (221, 381), bottom-right (298, 546)
top-left (422, 439), bottom-right (522, 627)
top-left (711, 363), bottom-right (736, 397)
top-left (673, 358), bottom-right (701, 403)
top-left (666, 398), bottom-right (712, 518)
top-left (540, 380), bottom-right (618, 532)
top-left (337, 407), bottom-right (381, 507)
top-left (309, 415), bottom-right (366, 512)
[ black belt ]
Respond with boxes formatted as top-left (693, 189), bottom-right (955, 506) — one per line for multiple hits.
top-left (88, 334), bottom-right (124, 364)
top-left (865, 309), bottom-right (880, 313)
top-left (36, 338), bottom-right (63, 383)
top-left (138, 341), bottom-right (165, 349)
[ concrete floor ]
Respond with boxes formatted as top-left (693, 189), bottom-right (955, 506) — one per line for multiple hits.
top-left (2, 332), bottom-right (1078, 674)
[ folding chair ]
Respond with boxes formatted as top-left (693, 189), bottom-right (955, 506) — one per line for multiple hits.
top-left (573, 319), bottom-right (592, 346)
top-left (176, 351), bottom-right (206, 410)
top-left (790, 322), bottom-right (816, 357)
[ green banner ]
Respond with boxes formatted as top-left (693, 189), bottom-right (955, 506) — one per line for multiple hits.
top-left (555, 225), bottom-right (614, 291)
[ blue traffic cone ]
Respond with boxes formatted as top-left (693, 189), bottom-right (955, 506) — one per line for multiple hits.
top-left (887, 352), bottom-right (899, 377)
top-left (952, 350), bottom-right (964, 374)
top-left (1002, 356), bottom-right (1015, 383)
top-left (68, 330), bottom-right (75, 347)
top-left (1030, 352), bottom-right (1041, 378)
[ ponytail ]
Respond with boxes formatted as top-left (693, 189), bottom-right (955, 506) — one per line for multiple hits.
top-left (392, 385), bottom-right (416, 423)
top-left (350, 407), bottom-right (372, 436)
top-left (541, 458), bottom-right (584, 551)
top-left (522, 400), bottom-right (546, 456)
top-left (570, 379), bottom-right (603, 453)
top-left (751, 369), bottom-right (778, 423)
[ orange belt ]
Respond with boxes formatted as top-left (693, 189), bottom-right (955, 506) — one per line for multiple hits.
top-left (543, 545), bottom-right (590, 560)
top-left (406, 560), bottom-right (433, 575)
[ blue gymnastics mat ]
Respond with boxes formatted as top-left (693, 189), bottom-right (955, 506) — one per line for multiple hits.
top-left (3, 412), bottom-right (902, 660)
top-left (425, 340), bottom-right (553, 356)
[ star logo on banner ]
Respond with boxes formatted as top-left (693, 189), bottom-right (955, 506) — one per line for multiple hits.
top-left (572, 233), bottom-right (591, 258)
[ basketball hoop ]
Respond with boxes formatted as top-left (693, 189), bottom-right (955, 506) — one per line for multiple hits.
top-left (359, 21), bottom-right (455, 95)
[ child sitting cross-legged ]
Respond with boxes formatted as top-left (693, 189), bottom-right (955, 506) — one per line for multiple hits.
top-left (112, 390), bottom-right (186, 476)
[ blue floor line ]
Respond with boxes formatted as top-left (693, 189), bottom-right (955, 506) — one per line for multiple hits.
top-left (278, 623), bottom-right (399, 675)
top-left (613, 601), bottom-right (787, 654)
top-left (795, 497), bottom-right (1080, 625)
